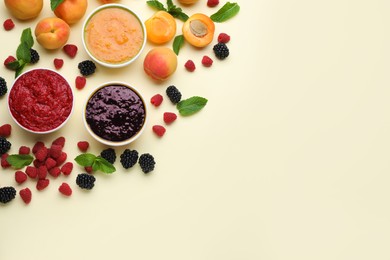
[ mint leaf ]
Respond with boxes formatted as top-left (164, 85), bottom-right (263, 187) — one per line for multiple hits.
top-left (21, 28), bottom-right (34, 49)
top-left (210, 2), bottom-right (240, 22)
top-left (146, 0), bottom-right (167, 11)
top-left (75, 153), bottom-right (97, 166)
top-left (176, 96), bottom-right (208, 116)
top-left (51, 0), bottom-right (65, 11)
top-left (15, 62), bottom-right (26, 78)
top-left (94, 157), bottom-right (116, 174)
top-left (6, 154), bottom-right (33, 169)
top-left (16, 42), bottom-right (31, 63)
top-left (173, 35), bottom-right (185, 55)
top-left (169, 9), bottom-right (189, 22)
top-left (166, 0), bottom-right (174, 9)
top-left (7, 60), bottom-right (21, 71)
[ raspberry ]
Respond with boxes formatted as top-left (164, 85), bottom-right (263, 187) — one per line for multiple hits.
top-left (58, 183), bottom-right (72, 196)
top-left (4, 56), bottom-right (16, 70)
top-left (63, 44), bottom-right (78, 58)
top-left (3, 18), bottom-right (15, 31)
top-left (38, 165), bottom-right (48, 179)
top-left (35, 146), bottom-right (48, 161)
top-left (217, 33), bottom-right (230, 43)
top-left (207, 0), bottom-right (219, 7)
top-left (18, 146), bottom-right (30, 155)
top-left (36, 179), bottom-right (49, 191)
top-left (201, 55), bottom-right (213, 67)
top-left (84, 166), bottom-right (93, 173)
top-left (138, 153), bottom-right (156, 173)
top-left (49, 144), bottom-right (62, 159)
top-left (150, 94), bottom-right (163, 107)
top-left (56, 152), bottom-right (67, 166)
top-left (33, 159), bottom-right (44, 168)
top-left (49, 167), bottom-right (61, 178)
top-left (52, 136), bottom-right (65, 148)
top-left (0, 124), bottom-right (11, 137)
top-left (163, 112), bottom-right (177, 124)
top-left (1, 153), bottom-right (10, 168)
top-left (152, 125), bottom-right (166, 137)
top-left (45, 157), bottom-right (57, 170)
top-left (53, 58), bottom-right (64, 70)
top-left (32, 141), bottom-right (44, 154)
top-left (15, 170), bottom-right (27, 184)
top-left (77, 141), bottom-right (89, 152)
top-left (184, 60), bottom-right (196, 72)
top-left (0, 187), bottom-right (16, 204)
top-left (19, 188), bottom-right (32, 204)
top-left (61, 162), bottom-right (73, 176)
top-left (75, 76), bottom-right (86, 90)
top-left (25, 166), bottom-right (38, 179)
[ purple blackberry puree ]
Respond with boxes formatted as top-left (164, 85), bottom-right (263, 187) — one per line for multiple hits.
top-left (86, 85), bottom-right (145, 141)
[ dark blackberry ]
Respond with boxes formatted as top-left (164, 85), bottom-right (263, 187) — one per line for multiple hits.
top-left (0, 137), bottom-right (11, 155)
top-left (100, 148), bottom-right (116, 164)
top-left (30, 48), bottom-right (40, 64)
top-left (76, 173), bottom-right (96, 190)
top-left (166, 85), bottom-right (182, 104)
top-left (213, 42), bottom-right (230, 60)
top-left (78, 60), bottom-right (96, 76)
top-left (120, 149), bottom-right (138, 169)
top-left (0, 77), bottom-right (7, 97)
top-left (138, 153), bottom-right (155, 173)
top-left (0, 186), bottom-right (16, 204)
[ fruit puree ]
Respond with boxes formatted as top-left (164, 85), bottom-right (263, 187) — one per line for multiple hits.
top-left (85, 84), bottom-right (146, 142)
top-left (84, 6), bottom-right (144, 64)
top-left (8, 69), bottom-right (73, 132)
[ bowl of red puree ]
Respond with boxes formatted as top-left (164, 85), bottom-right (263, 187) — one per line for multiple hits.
top-left (8, 68), bottom-right (74, 134)
top-left (83, 82), bottom-right (147, 146)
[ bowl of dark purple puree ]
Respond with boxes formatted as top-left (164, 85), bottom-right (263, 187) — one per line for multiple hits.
top-left (83, 82), bottom-right (147, 146)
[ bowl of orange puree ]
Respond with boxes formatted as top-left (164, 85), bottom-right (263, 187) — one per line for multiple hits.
top-left (82, 4), bottom-right (146, 68)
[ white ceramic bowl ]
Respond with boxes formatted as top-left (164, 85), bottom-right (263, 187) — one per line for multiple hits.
top-left (7, 68), bottom-right (74, 134)
top-left (82, 4), bottom-right (147, 68)
top-left (83, 81), bottom-right (148, 146)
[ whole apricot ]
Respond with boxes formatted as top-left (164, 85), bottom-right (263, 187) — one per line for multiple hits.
top-left (143, 47), bottom-right (177, 82)
top-left (182, 13), bottom-right (215, 48)
top-left (4, 0), bottom-right (43, 20)
top-left (178, 0), bottom-right (199, 5)
top-left (54, 0), bottom-right (88, 25)
top-left (35, 17), bottom-right (70, 50)
top-left (145, 11), bottom-right (176, 45)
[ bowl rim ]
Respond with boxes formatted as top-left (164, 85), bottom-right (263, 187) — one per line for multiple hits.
top-left (7, 68), bottom-right (74, 134)
top-left (81, 3), bottom-right (147, 69)
top-left (83, 81), bottom-right (148, 146)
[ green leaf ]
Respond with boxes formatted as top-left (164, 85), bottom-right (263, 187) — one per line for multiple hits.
top-left (15, 62), bottom-right (26, 78)
top-left (6, 60), bottom-right (21, 71)
top-left (6, 154), bottom-right (33, 169)
top-left (94, 157), bottom-right (116, 174)
top-left (169, 10), bottom-right (189, 22)
top-left (210, 2), bottom-right (240, 22)
top-left (166, 0), bottom-right (174, 9)
top-left (20, 28), bottom-right (34, 49)
top-left (51, 0), bottom-right (65, 11)
top-left (173, 35), bottom-right (185, 55)
top-left (177, 96), bottom-right (208, 116)
top-left (16, 42), bottom-right (31, 63)
top-left (75, 153), bottom-right (97, 167)
top-left (146, 0), bottom-right (167, 11)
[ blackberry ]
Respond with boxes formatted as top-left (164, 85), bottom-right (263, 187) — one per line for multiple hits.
top-left (76, 173), bottom-right (96, 190)
top-left (30, 48), bottom-right (40, 64)
top-left (213, 42), bottom-right (230, 60)
top-left (138, 153), bottom-right (155, 173)
top-left (120, 149), bottom-right (138, 169)
top-left (0, 77), bottom-right (7, 97)
top-left (0, 186), bottom-right (16, 204)
top-left (100, 148), bottom-right (116, 164)
top-left (166, 85), bottom-right (182, 104)
top-left (78, 60), bottom-right (96, 76)
top-left (0, 137), bottom-right (11, 155)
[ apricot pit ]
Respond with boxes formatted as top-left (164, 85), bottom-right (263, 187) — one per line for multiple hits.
top-left (182, 13), bottom-right (215, 48)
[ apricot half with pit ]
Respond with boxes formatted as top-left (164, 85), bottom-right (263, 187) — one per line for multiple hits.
top-left (145, 11), bottom-right (176, 44)
top-left (182, 13), bottom-right (215, 48)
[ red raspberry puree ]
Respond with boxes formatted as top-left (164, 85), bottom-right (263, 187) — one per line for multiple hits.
top-left (8, 69), bottom-right (73, 132)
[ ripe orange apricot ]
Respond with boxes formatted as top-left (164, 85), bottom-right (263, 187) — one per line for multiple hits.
top-left (182, 13), bottom-right (215, 48)
top-left (178, 0), bottom-right (199, 4)
top-left (145, 11), bottom-right (176, 45)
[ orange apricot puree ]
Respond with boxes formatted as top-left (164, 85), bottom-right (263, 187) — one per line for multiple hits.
top-left (84, 7), bottom-right (144, 64)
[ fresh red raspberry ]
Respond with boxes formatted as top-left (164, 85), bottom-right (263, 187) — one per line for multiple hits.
top-left (15, 170), bottom-right (27, 184)
top-left (84, 166), bottom-right (93, 173)
top-left (77, 141), bottom-right (89, 152)
top-left (4, 55), bottom-right (16, 70)
top-left (75, 76), bottom-right (86, 90)
top-left (52, 136), bottom-right (65, 148)
top-left (1, 153), bottom-right (10, 168)
top-left (36, 179), bottom-right (50, 191)
top-left (58, 183), bottom-right (72, 196)
top-left (32, 141), bottom-right (45, 154)
top-left (184, 60), bottom-right (196, 72)
top-left (19, 188), bottom-right (32, 204)
top-left (150, 94), bottom-right (163, 107)
top-left (35, 146), bottom-right (48, 161)
top-left (218, 33), bottom-right (230, 43)
top-left (163, 112), bottom-right (177, 124)
top-left (49, 144), bottom-right (62, 159)
top-left (26, 166), bottom-right (38, 179)
top-left (18, 146), bottom-right (30, 155)
top-left (152, 125), bottom-right (166, 137)
top-left (38, 165), bottom-right (48, 179)
top-left (63, 44), bottom-right (78, 58)
top-left (3, 18), bottom-right (15, 31)
top-left (56, 152), bottom-right (67, 166)
top-left (49, 167), bottom-right (61, 178)
top-left (0, 124), bottom-right (11, 137)
top-left (53, 58), bottom-right (64, 70)
top-left (45, 157), bottom-right (57, 170)
top-left (201, 55), bottom-right (214, 67)
top-left (207, 0), bottom-right (219, 7)
top-left (61, 162), bottom-right (73, 176)
top-left (33, 159), bottom-right (44, 168)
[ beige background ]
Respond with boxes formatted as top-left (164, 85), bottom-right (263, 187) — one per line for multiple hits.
top-left (1, 0), bottom-right (390, 259)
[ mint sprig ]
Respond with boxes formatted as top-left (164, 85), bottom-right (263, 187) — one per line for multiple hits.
top-left (146, 0), bottom-right (189, 22)
top-left (75, 153), bottom-right (116, 174)
top-left (173, 35), bottom-right (185, 55)
top-left (210, 2), bottom-right (240, 23)
top-left (6, 154), bottom-right (33, 169)
top-left (176, 96), bottom-right (208, 116)
top-left (10, 28), bottom-right (34, 78)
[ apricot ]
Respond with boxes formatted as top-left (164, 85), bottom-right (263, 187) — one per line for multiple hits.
top-left (178, 0), bottom-right (199, 5)
top-left (143, 47), bottom-right (177, 82)
top-left (145, 11), bottom-right (176, 45)
top-left (35, 17), bottom-right (70, 50)
top-left (4, 0), bottom-right (43, 20)
top-left (182, 13), bottom-right (215, 48)
top-left (54, 0), bottom-right (88, 25)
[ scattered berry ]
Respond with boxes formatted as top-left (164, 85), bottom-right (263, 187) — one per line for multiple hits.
top-left (0, 137), bottom-right (11, 155)
top-left (166, 85), bottom-right (182, 104)
top-left (207, 0), bottom-right (219, 7)
top-left (0, 77), bottom-right (7, 97)
top-left (15, 171), bottom-right (27, 184)
top-left (152, 125), bottom-right (166, 137)
top-left (32, 141), bottom-right (44, 154)
top-left (84, 166), bottom-right (93, 173)
top-left (4, 56), bottom-right (16, 70)
top-left (52, 136), bottom-right (65, 148)
top-left (19, 188), bottom-right (32, 204)
top-left (201, 55), bottom-right (213, 67)
top-left (213, 42), bottom-right (230, 60)
top-left (184, 60), bottom-right (196, 72)
top-left (78, 60), bottom-right (96, 76)
top-left (58, 183), bottom-right (72, 196)
top-left (56, 152), bottom-right (67, 166)
top-left (150, 94), bottom-right (163, 107)
top-left (217, 33), bottom-right (231, 43)
top-left (139, 153), bottom-right (156, 173)
top-left (163, 112), bottom-right (177, 124)
top-left (75, 76), bottom-right (86, 90)
top-left (100, 148), bottom-right (116, 164)
top-left (61, 162), bottom-right (73, 176)
top-left (76, 173), bottom-right (96, 190)
top-left (36, 179), bottom-right (50, 191)
top-left (1, 153), bottom-right (10, 168)
top-left (49, 144), bottom-right (62, 159)
top-left (0, 124), bottom-right (11, 137)
top-left (38, 165), bottom-right (48, 179)
top-left (120, 149), bottom-right (138, 169)
top-left (49, 167), bottom-right (61, 177)
top-left (35, 146), bottom-right (48, 161)
top-left (18, 145), bottom-right (30, 155)
top-left (26, 166), bottom-right (38, 179)
top-left (3, 18), bottom-right (15, 31)
top-left (77, 141), bottom-right (89, 152)
top-left (53, 58), bottom-right (64, 70)
top-left (29, 48), bottom-right (40, 64)
top-left (63, 44), bottom-right (78, 58)
top-left (45, 157), bottom-right (57, 170)
top-left (33, 159), bottom-right (43, 168)
top-left (0, 186), bottom-right (16, 204)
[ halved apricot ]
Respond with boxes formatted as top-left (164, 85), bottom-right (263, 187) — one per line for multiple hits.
top-left (182, 13), bottom-right (215, 48)
top-left (145, 11), bottom-right (176, 44)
